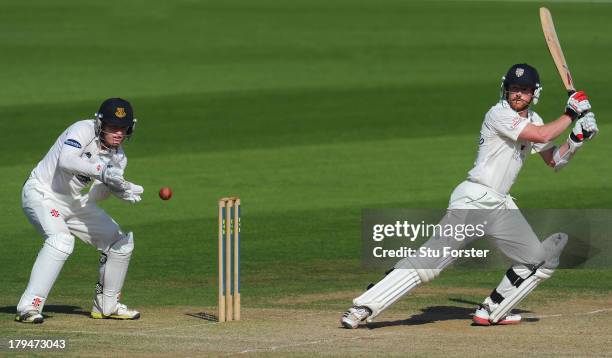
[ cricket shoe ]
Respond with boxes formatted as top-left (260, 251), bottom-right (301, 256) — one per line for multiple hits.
top-left (341, 306), bottom-right (372, 329)
top-left (15, 310), bottom-right (44, 324)
top-left (472, 304), bottom-right (521, 326)
top-left (91, 295), bottom-right (140, 320)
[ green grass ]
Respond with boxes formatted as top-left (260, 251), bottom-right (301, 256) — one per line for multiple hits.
top-left (1, 0), bottom-right (611, 329)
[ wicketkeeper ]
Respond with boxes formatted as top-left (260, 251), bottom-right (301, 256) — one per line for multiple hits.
top-left (342, 64), bottom-right (599, 328)
top-left (16, 98), bottom-right (144, 324)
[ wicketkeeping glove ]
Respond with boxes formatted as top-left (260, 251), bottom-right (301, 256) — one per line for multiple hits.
top-left (100, 164), bottom-right (128, 192)
top-left (111, 182), bottom-right (144, 204)
top-left (565, 91), bottom-right (591, 121)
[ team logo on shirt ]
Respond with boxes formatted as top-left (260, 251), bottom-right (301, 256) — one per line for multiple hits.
top-left (511, 117), bottom-right (523, 129)
top-left (115, 107), bottom-right (127, 118)
top-left (515, 68), bottom-right (524, 77)
top-left (64, 139), bottom-right (82, 148)
top-left (50, 209), bottom-right (60, 218)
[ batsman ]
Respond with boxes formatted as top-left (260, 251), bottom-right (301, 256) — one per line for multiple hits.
top-left (342, 64), bottom-right (599, 328)
top-left (16, 98), bottom-right (143, 323)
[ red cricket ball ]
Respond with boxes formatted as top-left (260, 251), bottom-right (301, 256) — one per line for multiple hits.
top-left (159, 187), bottom-right (173, 200)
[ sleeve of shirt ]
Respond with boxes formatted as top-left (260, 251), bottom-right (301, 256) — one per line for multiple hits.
top-left (57, 123), bottom-right (104, 178)
top-left (488, 108), bottom-right (529, 142)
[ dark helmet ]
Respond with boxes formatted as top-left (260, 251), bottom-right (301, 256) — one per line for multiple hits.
top-left (94, 98), bottom-right (137, 139)
top-left (500, 63), bottom-right (543, 104)
top-left (503, 63), bottom-right (540, 89)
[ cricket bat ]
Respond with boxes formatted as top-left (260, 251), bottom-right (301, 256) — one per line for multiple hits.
top-left (539, 7), bottom-right (576, 95)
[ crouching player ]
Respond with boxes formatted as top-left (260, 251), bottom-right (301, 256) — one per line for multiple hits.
top-left (16, 98), bottom-right (144, 323)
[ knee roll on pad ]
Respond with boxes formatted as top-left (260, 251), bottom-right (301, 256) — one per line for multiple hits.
top-left (534, 267), bottom-right (554, 280)
top-left (394, 258), bottom-right (440, 283)
top-left (45, 233), bottom-right (75, 255)
top-left (415, 269), bottom-right (440, 283)
top-left (541, 233), bottom-right (568, 269)
top-left (109, 232), bottom-right (134, 256)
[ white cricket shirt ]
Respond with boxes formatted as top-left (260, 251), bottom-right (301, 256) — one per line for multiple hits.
top-left (467, 101), bottom-right (552, 195)
top-left (30, 120), bottom-right (127, 199)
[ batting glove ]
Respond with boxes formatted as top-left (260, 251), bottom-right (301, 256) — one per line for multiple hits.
top-left (565, 91), bottom-right (591, 121)
top-left (569, 112), bottom-right (598, 144)
top-left (577, 112), bottom-right (598, 141)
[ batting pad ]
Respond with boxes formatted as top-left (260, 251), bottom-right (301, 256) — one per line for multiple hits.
top-left (17, 237), bottom-right (72, 314)
top-left (542, 233), bottom-right (568, 269)
top-left (353, 268), bottom-right (422, 319)
top-left (489, 267), bottom-right (553, 323)
top-left (100, 232), bottom-right (134, 315)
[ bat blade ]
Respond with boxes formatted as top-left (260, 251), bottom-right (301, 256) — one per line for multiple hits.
top-left (540, 7), bottom-right (576, 94)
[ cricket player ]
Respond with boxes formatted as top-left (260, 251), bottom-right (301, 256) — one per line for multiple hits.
top-left (16, 98), bottom-right (144, 324)
top-left (341, 64), bottom-right (599, 328)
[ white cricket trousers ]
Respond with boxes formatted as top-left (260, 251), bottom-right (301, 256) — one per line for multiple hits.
top-left (17, 178), bottom-right (123, 313)
top-left (412, 180), bottom-right (548, 271)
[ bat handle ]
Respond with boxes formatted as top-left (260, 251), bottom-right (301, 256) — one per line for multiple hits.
top-left (567, 90), bottom-right (576, 97)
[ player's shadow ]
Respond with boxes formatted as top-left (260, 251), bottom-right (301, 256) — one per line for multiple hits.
top-left (364, 298), bottom-right (536, 329)
top-left (365, 305), bottom-right (473, 329)
top-left (0, 305), bottom-right (90, 319)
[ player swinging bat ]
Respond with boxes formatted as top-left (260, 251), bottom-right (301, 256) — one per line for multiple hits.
top-left (341, 10), bottom-right (600, 328)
